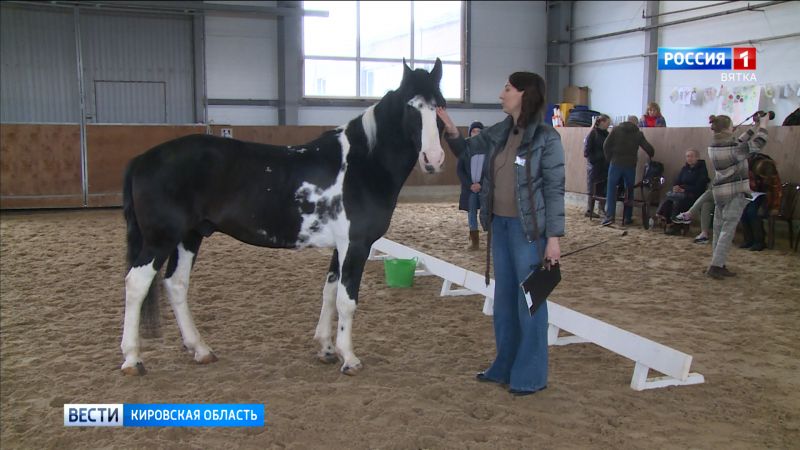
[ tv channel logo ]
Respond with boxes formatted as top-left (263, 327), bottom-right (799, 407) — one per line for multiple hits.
top-left (64, 404), bottom-right (123, 427)
top-left (658, 47), bottom-right (756, 71)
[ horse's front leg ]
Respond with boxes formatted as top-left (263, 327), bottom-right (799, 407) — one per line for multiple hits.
top-left (314, 249), bottom-right (339, 364)
top-left (335, 242), bottom-right (369, 375)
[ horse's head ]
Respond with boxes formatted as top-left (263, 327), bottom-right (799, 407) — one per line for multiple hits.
top-left (400, 58), bottom-right (446, 174)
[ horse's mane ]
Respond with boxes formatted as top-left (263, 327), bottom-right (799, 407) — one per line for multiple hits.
top-left (343, 87), bottom-right (406, 157)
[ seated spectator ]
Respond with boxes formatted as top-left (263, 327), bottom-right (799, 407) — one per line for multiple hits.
top-left (673, 188), bottom-right (714, 244)
top-left (656, 148), bottom-right (709, 230)
top-left (739, 155), bottom-right (782, 251)
top-left (639, 102), bottom-right (667, 128)
top-left (782, 107), bottom-right (800, 126)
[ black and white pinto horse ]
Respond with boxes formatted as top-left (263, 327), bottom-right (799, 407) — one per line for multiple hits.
top-left (120, 60), bottom-right (446, 376)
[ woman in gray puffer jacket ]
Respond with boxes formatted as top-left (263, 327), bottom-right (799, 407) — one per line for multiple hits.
top-left (437, 72), bottom-right (565, 396)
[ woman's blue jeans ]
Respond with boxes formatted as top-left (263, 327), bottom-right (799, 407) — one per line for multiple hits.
top-left (483, 215), bottom-right (549, 392)
top-left (467, 191), bottom-right (480, 231)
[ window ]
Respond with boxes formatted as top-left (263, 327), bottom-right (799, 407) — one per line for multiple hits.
top-left (303, 1), bottom-right (463, 100)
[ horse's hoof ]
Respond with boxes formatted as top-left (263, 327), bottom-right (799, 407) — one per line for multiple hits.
top-left (318, 352), bottom-right (338, 364)
top-left (121, 362), bottom-right (146, 376)
top-left (197, 353), bottom-right (218, 364)
top-left (341, 362), bottom-right (363, 376)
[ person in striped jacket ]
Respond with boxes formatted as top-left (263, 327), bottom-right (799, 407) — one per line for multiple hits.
top-left (705, 113), bottom-right (770, 279)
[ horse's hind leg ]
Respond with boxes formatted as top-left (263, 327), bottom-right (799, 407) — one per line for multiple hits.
top-left (314, 249), bottom-right (339, 364)
top-left (121, 252), bottom-right (163, 375)
top-left (163, 233), bottom-right (217, 364)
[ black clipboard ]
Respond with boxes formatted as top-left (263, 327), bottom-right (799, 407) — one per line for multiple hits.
top-left (520, 263), bottom-right (561, 316)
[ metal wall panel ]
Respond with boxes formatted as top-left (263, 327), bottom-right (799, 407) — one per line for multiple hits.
top-left (80, 11), bottom-right (194, 124)
top-left (95, 81), bottom-right (166, 123)
top-left (0, 6), bottom-right (80, 123)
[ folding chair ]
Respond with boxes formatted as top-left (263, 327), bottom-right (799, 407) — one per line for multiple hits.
top-left (767, 182), bottom-right (800, 250)
top-left (590, 173), bottom-right (663, 230)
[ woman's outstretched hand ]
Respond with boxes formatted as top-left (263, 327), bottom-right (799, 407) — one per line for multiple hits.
top-left (436, 107), bottom-right (459, 139)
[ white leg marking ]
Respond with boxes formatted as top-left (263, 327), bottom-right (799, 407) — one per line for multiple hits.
top-left (120, 262), bottom-right (157, 372)
top-left (163, 243), bottom-right (215, 363)
top-left (314, 273), bottom-right (338, 362)
top-left (335, 284), bottom-right (361, 374)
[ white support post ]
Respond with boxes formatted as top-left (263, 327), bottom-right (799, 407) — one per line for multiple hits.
top-left (415, 261), bottom-right (434, 277)
top-left (482, 296), bottom-right (493, 315)
top-left (630, 361), bottom-right (705, 391)
top-left (440, 280), bottom-right (475, 297)
top-left (548, 324), bottom-right (589, 346)
top-left (553, 335), bottom-right (589, 346)
top-left (367, 246), bottom-right (388, 261)
top-left (547, 324), bottom-right (560, 345)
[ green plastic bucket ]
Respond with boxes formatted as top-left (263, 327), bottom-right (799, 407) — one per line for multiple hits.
top-left (384, 257), bottom-right (418, 288)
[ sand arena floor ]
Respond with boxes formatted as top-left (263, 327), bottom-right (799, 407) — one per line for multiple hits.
top-left (1, 203), bottom-right (798, 449)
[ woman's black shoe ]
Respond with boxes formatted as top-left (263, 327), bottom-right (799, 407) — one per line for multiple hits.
top-left (476, 372), bottom-right (506, 385)
top-left (509, 386), bottom-right (547, 396)
top-left (475, 372), bottom-right (492, 382)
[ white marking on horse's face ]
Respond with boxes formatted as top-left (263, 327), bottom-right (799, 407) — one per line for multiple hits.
top-left (408, 95), bottom-right (445, 174)
top-left (362, 104), bottom-right (377, 150)
top-left (294, 131), bottom-right (351, 248)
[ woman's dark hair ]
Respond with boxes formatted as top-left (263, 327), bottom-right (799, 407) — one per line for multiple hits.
top-left (508, 72), bottom-right (546, 129)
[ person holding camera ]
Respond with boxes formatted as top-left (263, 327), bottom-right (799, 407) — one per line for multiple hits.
top-left (705, 111), bottom-right (770, 279)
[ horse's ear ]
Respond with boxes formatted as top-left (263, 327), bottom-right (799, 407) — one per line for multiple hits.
top-left (402, 58), bottom-right (413, 82)
top-left (430, 58), bottom-right (443, 84)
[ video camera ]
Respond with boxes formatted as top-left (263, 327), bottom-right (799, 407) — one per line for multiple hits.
top-left (752, 110), bottom-right (776, 121)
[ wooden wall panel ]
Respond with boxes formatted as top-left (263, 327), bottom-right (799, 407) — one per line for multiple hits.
top-left (86, 124), bottom-right (206, 207)
top-left (207, 125), bottom-right (334, 146)
top-left (0, 124), bottom-right (82, 208)
top-left (765, 126), bottom-right (800, 184)
top-left (557, 127), bottom-right (592, 195)
top-left (3, 124), bottom-right (796, 210)
top-left (206, 125), bottom-right (463, 187)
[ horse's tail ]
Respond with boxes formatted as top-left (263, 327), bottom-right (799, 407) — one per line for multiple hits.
top-left (123, 162), bottom-right (162, 338)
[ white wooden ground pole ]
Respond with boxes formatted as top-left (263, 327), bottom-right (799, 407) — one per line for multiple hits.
top-left (369, 238), bottom-right (704, 391)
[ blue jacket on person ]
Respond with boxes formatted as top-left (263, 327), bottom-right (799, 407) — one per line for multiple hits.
top-left (674, 159), bottom-right (710, 200)
top-left (456, 152), bottom-right (483, 211)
